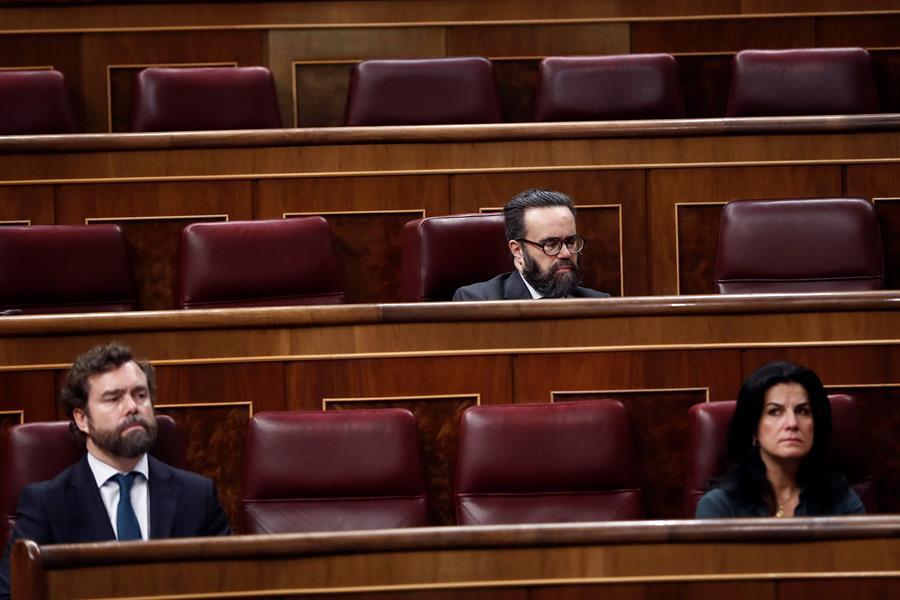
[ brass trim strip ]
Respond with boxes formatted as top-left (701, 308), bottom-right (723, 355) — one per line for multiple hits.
top-left (85, 214), bottom-right (229, 224)
top-left (157, 401), bottom-right (253, 417)
top-left (0, 65), bottom-right (52, 71)
top-left (322, 392), bottom-right (481, 411)
top-left (552, 386), bottom-right (710, 403)
top-left (283, 209), bottom-right (424, 217)
top-left (0, 410), bottom-right (25, 425)
top-left (0, 220), bottom-right (30, 226)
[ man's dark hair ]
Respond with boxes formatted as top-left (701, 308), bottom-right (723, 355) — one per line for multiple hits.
top-left (61, 342), bottom-right (156, 443)
top-left (503, 189), bottom-right (576, 242)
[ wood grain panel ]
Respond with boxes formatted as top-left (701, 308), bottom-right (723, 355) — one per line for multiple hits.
top-left (554, 388), bottom-right (707, 519)
top-left (325, 394), bottom-right (478, 526)
top-left (530, 581), bottom-right (773, 600)
top-left (649, 166), bottom-right (842, 295)
top-left (631, 17), bottom-right (815, 53)
top-left (295, 62), bottom-right (354, 128)
top-left (451, 170), bottom-right (646, 295)
top-left (815, 14), bottom-right (900, 47)
top-left (493, 59), bottom-right (540, 124)
top-left (0, 186), bottom-right (53, 225)
top-left (78, 30), bottom-right (265, 132)
top-left (776, 578), bottom-right (900, 600)
top-left (874, 198), bottom-right (900, 289)
top-left (676, 54), bottom-right (732, 118)
top-left (872, 50), bottom-right (900, 115)
top-left (0, 371), bottom-right (58, 422)
top-left (677, 203), bottom-right (723, 295)
top-left (448, 23), bottom-right (629, 57)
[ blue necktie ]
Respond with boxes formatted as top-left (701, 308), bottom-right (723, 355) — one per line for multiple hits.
top-left (113, 472), bottom-right (142, 541)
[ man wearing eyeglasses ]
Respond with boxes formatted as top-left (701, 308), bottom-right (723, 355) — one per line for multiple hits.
top-left (452, 189), bottom-right (608, 300)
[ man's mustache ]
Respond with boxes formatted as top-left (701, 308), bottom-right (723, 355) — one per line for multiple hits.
top-left (116, 414), bottom-right (152, 435)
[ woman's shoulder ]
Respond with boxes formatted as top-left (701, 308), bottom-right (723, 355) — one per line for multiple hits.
top-left (695, 488), bottom-right (738, 518)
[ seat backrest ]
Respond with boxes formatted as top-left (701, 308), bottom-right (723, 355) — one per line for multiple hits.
top-left (0, 69), bottom-right (78, 135)
top-left (726, 47), bottom-right (879, 117)
top-left (454, 400), bottom-right (644, 525)
top-left (240, 409), bottom-right (429, 533)
top-left (684, 395), bottom-right (876, 516)
top-left (345, 57), bottom-right (502, 126)
top-left (0, 415), bottom-right (185, 545)
top-left (399, 213), bottom-right (513, 302)
top-left (715, 197), bottom-right (884, 294)
top-left (129, 66), bottom-right (282, 132)
top-left (176, 217), bottom-right (345, 309)
top-left (534, 54), bottom-right (685, 121)
top-left (0, 224), bottom-right (137, 314)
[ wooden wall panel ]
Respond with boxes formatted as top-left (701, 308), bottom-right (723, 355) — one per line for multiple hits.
top-left (447, 23), bottom-right (630, 57)
top-left (874, 199), bottom-right (900, 289)
top-left (529, 581), bottom-right (773, 600)
top-left (493, 59), bottom-right (540, 123)
top-left (0, 371), bottom-right (57, 422)
top-left (326, 394), bottom-right (478, 526)
top-left (676, 55), bottom-right (732, 118)
top-left (816, 14), bottom-right (900, 47)
top-left (630, 17), bottom-right (815, 53)
top-left (451, 170), bottom-right (647, 295)
top-left (294, 62), bottom-right (354, 128)
top-left (649, 166), bottom-right (842, 295)
top-left (0, 186), bottom-right (53, 225)
top-left (676, 203), bottom-right (724, 295)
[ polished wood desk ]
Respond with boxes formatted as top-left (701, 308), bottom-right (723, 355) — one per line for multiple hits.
top-left (1, 293), bottom-right (898, 525)
top-left (12, 518), bottom-right (900, 599)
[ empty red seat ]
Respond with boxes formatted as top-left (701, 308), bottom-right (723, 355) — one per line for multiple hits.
top-left (0, 69), bottom-right (77, 135)
top-left (534, 54), bottom-right (685, 121)
top-left (129, 66), bottom-right (282, 132)
top-left (0, 224), bottom-right (137, 314)
top-left (399, 213), bottom-right (512, 302)
top-left (176, 218), bottom-right (345, 309)
top-left (726, 48), bottom-right (879, 117)
top-left (715, 197), bottom-right (884, 293)
top-left (684, 395), bottom-right (876, 516)
top-left (0, 416), bottom-right (186, 545)
top-left (240, 409), bottom-right (429, 533)
top-left (455, 400), bottom-right (644, 525)
top-left (345, 57), bottom-right (502, 126)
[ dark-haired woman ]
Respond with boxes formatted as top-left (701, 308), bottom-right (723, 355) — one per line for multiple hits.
top-left (696, 361), bottom-right (864, 517)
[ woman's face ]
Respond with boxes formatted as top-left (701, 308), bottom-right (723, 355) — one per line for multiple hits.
top-left (755, 382), bottom-right (814, 463)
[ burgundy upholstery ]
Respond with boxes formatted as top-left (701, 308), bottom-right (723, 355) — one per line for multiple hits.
top-left (455, 400), bottom-right (644, 525)
top-left (345, 57), bottom-right (502, 126)
top-left (684, 395), bottom-right (876, 517)
top-left (240, 409), bottom-right (429, 533)
top-left (0, 224), bottom-right (137, 314)
top-left (726, 48), bottom-right (879, 117)
top-left (0, 415), bottom-right (186, 545)
top-left (176, 217), bottom-right (345, 309)
top-left (534, 54), bottom-right (685, 121)
top-left (129, 66), bottom-right (281, 132)
top-left (399, 213), bottom-right (513, 302)
top-left (715, 197), bottom-right (884, 293)
top-left (0, 69), bottom-right (77, 135)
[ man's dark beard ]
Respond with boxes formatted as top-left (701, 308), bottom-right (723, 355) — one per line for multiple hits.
top-left (88, 414), bottom-right (158, 459)
top-left (522, 251), bottom-right (581, 298)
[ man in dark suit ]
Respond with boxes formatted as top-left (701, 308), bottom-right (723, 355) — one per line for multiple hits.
top-left (0, 342), bottom-right (230, 599)
top-left (453, 189), bottom-right (608, 300)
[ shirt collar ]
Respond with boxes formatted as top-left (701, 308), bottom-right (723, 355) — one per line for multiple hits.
top-left (86, 452), bottom-right (149, 488)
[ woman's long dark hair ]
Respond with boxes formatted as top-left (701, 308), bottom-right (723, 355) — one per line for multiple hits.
top-left (716, 361), bottom-right (849, 514)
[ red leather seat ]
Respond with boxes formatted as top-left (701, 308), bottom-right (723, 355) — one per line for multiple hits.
top-left (345, 57), bottom-right (502, 126)
top-left (0, 416), bottom-right (186, 545)
top-left (454, 400), bottom-right (644, 525)
top-left (715, 197), bottom-right (884, 293)
top-left (726, 48), bottom-right (879, 117)
top-left (176, 218), bottom-right (345, 309)
top-left (240, 409), bottom-right (429, 533)
top-left (684, 395), bottom-right (876, 516)
top-left (0, 69), bottom-right (77, 135)
top-left (129, 66), bottom-right (282, 132)
top-left (399, 213), bottom-right (512, 302)
top-left (0, 224), bottom-right (137, 314)
top-left (534, 54), bottom-right (685, 121)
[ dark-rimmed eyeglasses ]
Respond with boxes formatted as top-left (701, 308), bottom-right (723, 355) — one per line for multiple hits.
top-left (517, 235), bottom-right (585, 256)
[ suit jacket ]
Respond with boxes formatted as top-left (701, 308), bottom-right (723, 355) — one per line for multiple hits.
top-left (452, 271), bottom-right (608, 301)
top-left (0, 454), bottom-right (230, 598)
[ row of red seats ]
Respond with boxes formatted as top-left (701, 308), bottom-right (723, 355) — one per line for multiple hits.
top-left (0, 196), bottom-right (884, 313)
top-left (0, 47), bottom-right (880, 135)
top-left (0, 396), bottom-right (875, 539)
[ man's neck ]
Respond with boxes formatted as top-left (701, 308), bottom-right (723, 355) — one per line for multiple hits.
top-left (86, 441), bottom-right (141, 473)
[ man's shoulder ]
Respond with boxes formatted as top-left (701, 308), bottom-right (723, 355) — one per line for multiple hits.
top-left (572, 285), bottom-right (609, 298)
top-left (148, 455), bottom-right (211, 488)
top-left (452, 272), bottom-right (519, 301)
top-left (20, 455), bottom-right (86, 496)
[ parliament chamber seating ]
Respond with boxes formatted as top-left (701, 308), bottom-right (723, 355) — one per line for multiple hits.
top-left (239, 409), bottom-right (429, 533)
top-left (176, 217), bottom-right (345, 309)
top-left (399, 213), bottom-right (513, 302)
top-left (129, 66), bottom-right (281, 132)
top-left (0, 69), bottom-right (77, 135)
top-left (534, 54), bottom-right (686, 121)
top-left (715, 197), bottom-right (884, 294)
top-left (344, 57), bottom-right (502, 126)
top-left (683, 395), bottom-right (877, 517)
top-left (0, 416), bottom-right (186, 545)
top-left (454, 400), bottom-right (644, 525)
top-left (0, 224), bottom-right (137, 314)
top-left (726, 47), bottom-right (879, 117)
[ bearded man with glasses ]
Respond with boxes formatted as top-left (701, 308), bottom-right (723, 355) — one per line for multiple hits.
top-left (452, 189), bottom-right (608, 300)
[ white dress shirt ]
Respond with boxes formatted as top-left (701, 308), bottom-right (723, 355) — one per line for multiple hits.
top-left (86, 452), bottom-right (150, 541)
